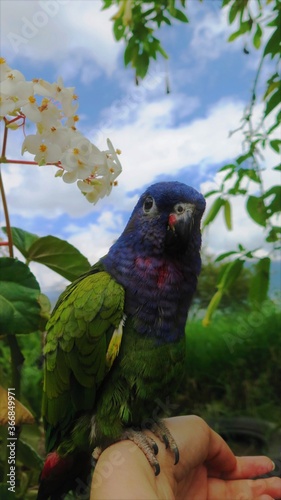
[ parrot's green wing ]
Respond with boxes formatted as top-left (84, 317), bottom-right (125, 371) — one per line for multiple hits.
top-left (42, 262), bottom-right (125, 453)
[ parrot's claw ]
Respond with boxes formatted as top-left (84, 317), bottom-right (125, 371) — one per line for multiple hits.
top-left (120, 429), bottom-right (161, 476)
top-left (91, 422), bottom-right (179, 477)
top-left (148, 420), bottom-right (180, 465)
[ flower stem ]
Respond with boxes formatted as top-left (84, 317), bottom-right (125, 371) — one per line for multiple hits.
top-left (0, 170), bottom-right (13, 257)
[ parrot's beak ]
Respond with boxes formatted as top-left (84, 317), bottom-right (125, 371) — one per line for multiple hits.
top-left (166, 204), bottom-right (195, 252)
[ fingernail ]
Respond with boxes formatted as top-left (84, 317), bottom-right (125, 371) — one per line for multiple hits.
top-left (271, 460), bottom-right (275, 471)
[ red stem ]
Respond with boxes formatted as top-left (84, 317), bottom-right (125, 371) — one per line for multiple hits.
top-left (0, 170), bottom-right (13, 258)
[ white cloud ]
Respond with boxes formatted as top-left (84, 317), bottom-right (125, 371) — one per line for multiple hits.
top-left (1, 0), bottom-right (121, 79)
top-left (66, 210), bottom-right (124, 264)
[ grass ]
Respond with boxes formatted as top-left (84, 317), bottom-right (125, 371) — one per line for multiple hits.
top-left (178, 301), bottom-right (281, 424)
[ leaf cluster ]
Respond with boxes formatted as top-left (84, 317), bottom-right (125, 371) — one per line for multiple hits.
top-left (0, 227), bottom-right (91, 497)
top-left (102, 0), bottom-right (190, 79)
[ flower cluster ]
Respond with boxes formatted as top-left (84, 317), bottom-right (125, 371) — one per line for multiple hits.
top-left (0, 57), bottom-right (122, 204)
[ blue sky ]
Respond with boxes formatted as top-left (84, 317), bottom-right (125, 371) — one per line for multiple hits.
top-left (0, 0), bottom-right (280, 297)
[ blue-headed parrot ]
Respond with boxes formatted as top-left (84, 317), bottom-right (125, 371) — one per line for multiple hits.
top-left (37, 181), bottom-right (205, 499)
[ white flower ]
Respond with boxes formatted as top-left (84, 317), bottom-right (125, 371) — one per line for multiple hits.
top-left (0, 94), bottom-right (16, 117)
top-left (1, 59), bottom-right (123, 205)
top-left (33, 77), bottom-right (78, 118)
top-left (105, 138), bottom-right (122, 181)
top-left (42, 125), bottom-right (70, 152)
top-left (22, 133), bottom-right (62, 165)
top-left (61, 144), bottom-right (93, 183)
top-left (77, 178), bottom-right (112, 204)
top-left (0, 57), bottom-right (12, 82)
top-left (0, 69), bottom-right (26, 96)
top-left (37, 98), bottom-right (61, 128)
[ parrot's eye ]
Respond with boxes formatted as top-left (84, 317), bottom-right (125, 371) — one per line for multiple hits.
top-left (143, 196), bottom-right (155, 213)
top-left (174, 203), bottom-right (185, 214)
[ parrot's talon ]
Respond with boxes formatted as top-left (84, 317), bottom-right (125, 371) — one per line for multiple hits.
top-left (154, 462), bottom-right (160, 476)
top-left (151, 440), bottom-right (159, 455)
top-left (149, 420), bottom-right (180, 465)
top-left (173, 446), bottom-right (180, 465)
top-left (119, 428), bottom-right (161, 475)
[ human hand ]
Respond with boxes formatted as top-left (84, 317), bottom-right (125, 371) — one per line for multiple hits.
top-left (91, 415), bottom-right (281, 499)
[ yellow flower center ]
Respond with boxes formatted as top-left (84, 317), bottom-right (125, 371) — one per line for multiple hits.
top-left (73, 148), bottom-right (80, 155)
top-left (39, 99), bottom-right (49, 112)
top-left (28, 96), bottom-right (36, 104)
top-left (0, 57), bottom-right (6, 64)
top-left (73, 115), bottom-right (79, 122)
top-left (40, 144), bottom-right (47, 152)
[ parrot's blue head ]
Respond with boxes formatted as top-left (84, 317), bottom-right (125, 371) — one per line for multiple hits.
top-left (103, 181), bottom-right (206, 341)
top-left (121, 181), bottom-right (206, 257)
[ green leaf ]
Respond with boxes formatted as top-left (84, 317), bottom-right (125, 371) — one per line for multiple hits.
top-left (249, 257), bottom-right (270, 307)
top-left (2, 226), bottom-right (39, 259)
top-left (263, 24), bottom-right (281, 58)
top-left (17, 438), bottom-right (44, 470)
top-left (228, 2), bottom-right (240, 24)
top-left (228, 20), bottom-right (252, 42)
top-left (136, 51), bottom-right (150, 79)
top-left (246, 195), bottom-right (267, 226)
top-left (264, 89), bottom-right (280, 117)
top-left (169, 8), bottom-right (188, 22)
top-left (101, 0), bottom-right (113, 10)
top-left (263, 185), bottom-right (281, 215)
top-left (217, 258), bottom-right (244, 291)
top-left (215, 251), bottom-right (238, 262)
top-left (203, 198), bottom-right (225, 228)
top-left (113, 18), bottom-right (125, 41)
top-left (236, 151), bottom-right (252, 165)
top-left (124, 38), bottom-right (138, 66)
top-left (157, 43), bottom-right (169, 59)
top-left (202, 289), bottom-right (223, 327)
top-left (219, 163), bottom-right (236, 172)
top-left (264, 76), bottom-right (280, 100)
top-left (270, 139), bottom-right (281, 153)
top-left (266, 226), bottom-right (281, 242)
top-left (243, 168), bottom-right (261, 183)
top-left (203, 259), bottom-right (244, 325)
top-left (224, 199), bottom-right (232, 230)
top-left (0, 258), bottom-right (41, 335)
top-left (253, 24), bottom-right (263, 49)
top-left (204, 190), bottom-right (219, 198)
top-left (26, 236), bottom-right (91, 281)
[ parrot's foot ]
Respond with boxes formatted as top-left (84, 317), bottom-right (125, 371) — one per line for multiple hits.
top-left (91, 422), bottom-right (179, 477)
top-left (119, 429), bottom-right (161, 476)
top-left (148, 420), bottom-right (180, 465)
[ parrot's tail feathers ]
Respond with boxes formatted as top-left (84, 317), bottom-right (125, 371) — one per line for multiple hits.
top-left (37, 450), bottom-right (92, 499)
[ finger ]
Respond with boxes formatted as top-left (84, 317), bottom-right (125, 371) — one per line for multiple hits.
top-left (164, 415), bottom-right (237, 479)
top-left (212, 456), bottom-right (276, 480)
top-left (208, 476), bottom-right (281, 500)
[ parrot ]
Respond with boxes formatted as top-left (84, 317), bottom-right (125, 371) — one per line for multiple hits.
top-left (37, 181), bottom-right (206, 499)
